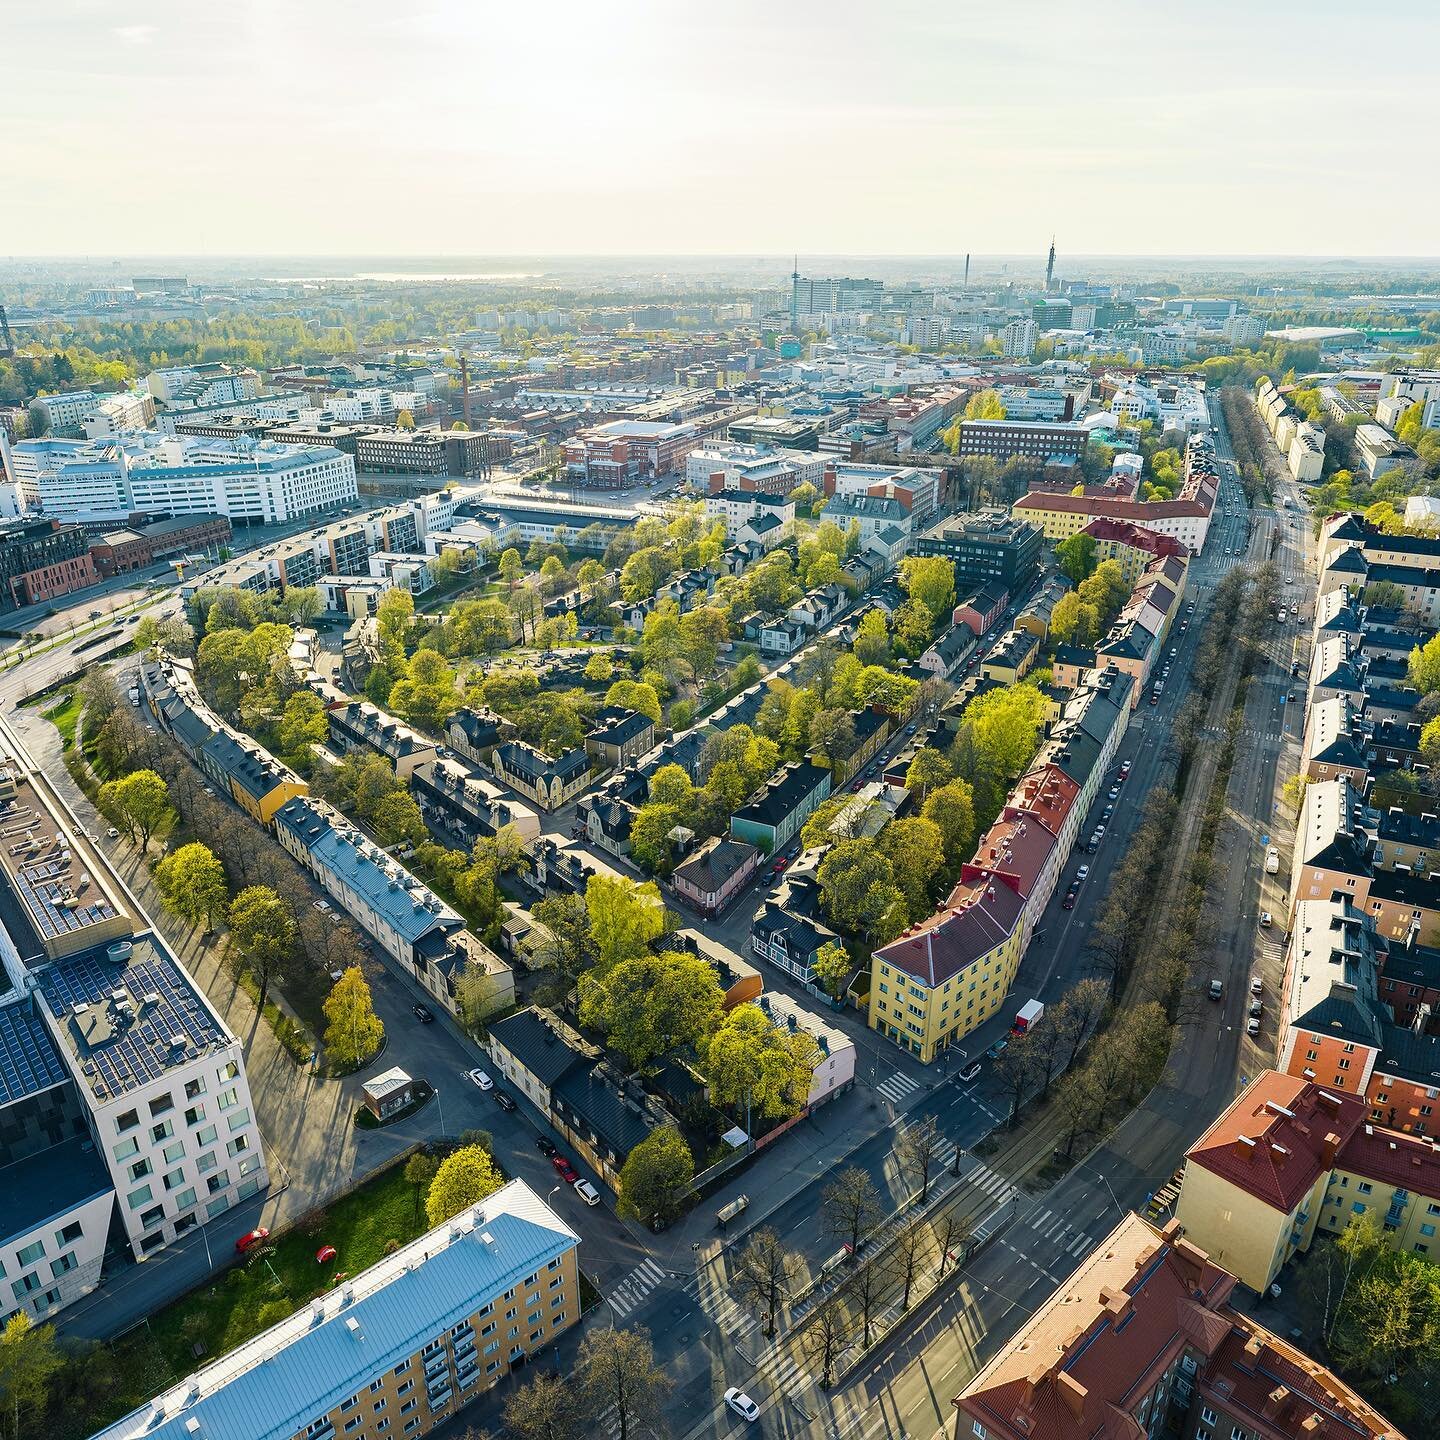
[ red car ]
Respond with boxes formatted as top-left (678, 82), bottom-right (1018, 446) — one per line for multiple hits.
top-left (771, 857), bottom-right (787, 875)
top-left (552, 1156), bottom-right (579, 1183)
top-left (235, 1227), bottom-right (270, 1254)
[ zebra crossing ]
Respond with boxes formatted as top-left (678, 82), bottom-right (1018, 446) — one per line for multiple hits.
top-left (875, 1069), bottom-right (921, 1104)
top-left (607, 1258), bottom-right (667, 1319)
top-left (765, 1351), bottom-right (812, 1396)
top-left (703, 1286), bottom-right (759, 1340)
top-left (1026, 1204), bottom-right (1096, 1258)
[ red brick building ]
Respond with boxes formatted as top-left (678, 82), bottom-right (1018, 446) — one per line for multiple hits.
top-left (0, 517), bottom-right (97, 608)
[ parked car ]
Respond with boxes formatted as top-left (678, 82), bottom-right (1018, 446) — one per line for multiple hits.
top-left (412, 1004), bottom-right (435, 1023)
top-left (235, 1227), bottom-right (270, 1254)
top-left (535, 1136), bottom-right (558, 1157)
top-left (1062, 888), bottom-right (1077, 910)
top-left (1075, 865), bottom-right (1090, 883)
top-left (958, 1061), bottom-right (982, 1082)
top-left (467, 1068), bottom-right (494, 1091)
top-left (493, 1090), bottom-right (517, 1111)
top-left (552, 1156), bottom-right (579, 1183)
top-left (1249, 999), bottom-right (1263, 1018)
top-left (1251, 975), bottom-right (1263, 995)
top-left (106, 826), bottom-right (120, 839)
top-left (1265, 847), bottom-right (1280, 874)
top-left (311, 899), bottom-right (331, 913)
top-left (724, 1390), bottom-right (760, 1423)
top-left (1247, 1017), bottom-right (1262, 1036)
top-left (1259, 911), bottom-right (1273, 928)
top-left (573, 1178), bottom-right (602, 1206)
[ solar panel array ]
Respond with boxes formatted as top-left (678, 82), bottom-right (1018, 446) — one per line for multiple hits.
top-left (40, 938), bottom-right (225, 1099)
top-left (15, 860), bottom-right (117, 940)
top-left (0, 1001), bottom-right (67, 1106)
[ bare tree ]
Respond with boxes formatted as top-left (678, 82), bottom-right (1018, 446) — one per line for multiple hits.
top-left (1054, 1070), bottom-right (1105, 1162)
top-left (504, 1372), bottom-right (586, 1440)
top-left (577, 1327), bottom-right (669, 1440)
top-left (843, 1256), bottom-right (890, 1349)
top-left (1062, 977), bottom-right (1110, 1069)
top-left (1023, 1001), bottom-right (1077, 1101)
top-left (821, 1167), bottom-right (882, 1257)
top-left (991, 1031), bottom-right (1040, 1127)
top-left (731, 1228), bottom-right (801, 1339)
top-left (934, 1208), bottom-right (973, 1273)
top-left (801, 1296), bottom-right (851, 1389)
top-left (891, 1222), bottom-right (930, 1310)
top-left (893, 1115), bottom-right (948, 1204)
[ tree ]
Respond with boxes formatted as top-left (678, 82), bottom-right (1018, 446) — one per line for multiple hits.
top-left (905, 748), bottom-right (952, 800)
top-left (403, 1152), bottom-right (438, 1222)
top-left (396, 408), bottom-right (416, 430)
top-left (505, 1372), bottom-right (584, 1440)
top-left (498, 548), bottom-right (524, 590)
top-left (323, 967), bottom-right (384, 1070)
top-left (274, 690), bottom-right (328, 765)
top-left (98, 769), bottom-right (172, 850)
top-left (133, 613), bottom-right (195, 657)
top-left (1049, 592), bottom-right (1101, 648)
top-left (801, 1295), bottom-right (851, 1389)
top-left (844, 1254), bottom-right (889, 1349)
top-left (527, 893), bottom-right (596, 987)
top-left (1055, 532), bottom-right (1098, 584)
top-left (425, 1144), bottom-right (504, 1225)
top-left (579, 951), bottom-right (724, 1068)
top-left (822, 1167), bottom-right (882, 1257)
top-left (809, 707), bottom-right (857, 771)
top-left (227, 885), bottom-right (297, 1012)
top-left (816, 839), bottom-right (906, 946)
top-left (0, 1314), bottom-right (60, 1440)
top-left (922, 780), bottom-right (976, 867)
top-left (992, 1031), bottom-right (1040, 1127)
top-left (605, 678), bottom-right (662, 727)
top-left (934, 1208), bottom-right (974, 1273)
top-left (376, 587), bottom-right (415, 658)
top-left (891, 1221), bottom-right (929, 1310)
top-left (900, 555), bottom-right (956, 623)
top-left (585, 874), bottom-right (673, 973)
top-left (812, 941), bottom-right (852, 1000)
top-left (154, 842), bottom-right (228, 930)
top-left (964, 388), bottom-right (1006, 421)
top-left (585, 651), bottom-right (613, 682)
top-left (1333, 1249), bottom-right (1440, 1381)
top-left (617, 1125), bottom-right (694, 1224)
top-left (853, 608), bottom-right (891, 667)
top-left (704, 1004), bottom-right (821, 1120)
top-left (577, 1327), bottom-right (670, 1440)
top-left (880, 817), bottom-right (944, 923)
top-left (732, 1228), bottom-right (801, 1338)
top-left (1410, 634), bottom-right (1440, 695)
top-left (893, 1114), bottom-right (947, 1203)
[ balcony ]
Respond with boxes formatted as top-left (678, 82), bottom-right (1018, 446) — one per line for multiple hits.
top-left (427, 1388), bottom-right (453, 1412)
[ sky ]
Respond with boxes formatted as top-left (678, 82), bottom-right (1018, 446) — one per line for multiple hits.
top-left (6, 0), bottom-right (1438, 258)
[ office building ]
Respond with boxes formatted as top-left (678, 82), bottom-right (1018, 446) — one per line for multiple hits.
top-left (12, 433), bottom-right (358, 526)
top-left (0, 516), bottom-right (97, 608)
top-left (954, 419), bottom-right (1087, 466)
top-left (355, 429), bottom-right (499, 479)
top-left (90, 1179), bottom-right (581, 1440)
top-left (912, 510), bottom-right (1043, 594)
top-left (33, 390), bottom-right (103, 437)
top-left (562, 419), bottom-right (700, 487)
top-left (791, 275), bottom-right (883, 316)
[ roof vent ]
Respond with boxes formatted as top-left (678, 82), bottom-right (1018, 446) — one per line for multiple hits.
top-left (344, 1317), bottom-right (363, 1339)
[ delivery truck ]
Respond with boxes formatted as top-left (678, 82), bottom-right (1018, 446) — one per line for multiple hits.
top-left (1013, 998), bottom-right (1045, 1033)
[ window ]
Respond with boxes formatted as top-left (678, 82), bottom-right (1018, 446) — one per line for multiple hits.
top-left (139, 1205), bottom-right (165, 1228)
top-left (973, 1424), bottom-right (988, 1439)
top-left (342, 1420), bottom-right (362, 1434)
top-left (184, 1077), bottom-right (206, 1100)
top-left (130, 1159), bottom-right (152, 1181)
top-left (55, 1221), bottom-right (83, 1247)
top-left (175, 1188), bottom-right (197, 1210)
top-left (1201, 1410), bottom-right (1217, 1426)
top-left (340, 1395), bottom-right (358, 1413)
top-left (399, 1400), bottom-right (417, 1416)
top-left (15, 1241), bottom-right (44, 1267)
top-left (197, 1124), bottom-right (218, 1147)
top-left (116, 1109), bottom-right (139, 1133)
top-left (397, 1380), bottom-right (413, 1397)
top-left (218, 1061), bottom-right (239, 1083)
top-left (197, 1151), bottom-right (217, 1174)
top-left (150, 1093), bottom-right (174, 1117)
top-left (228, 1109), bottom-right (251, 1133)
top-left (163, 1140), bottom-right (186, 1164)
top-left (393, 1361), bottom-right (411, 1376)
top-left (127, 1185), bottom-right (154, 1210)
top-left (185, 1105), bottom-right (205, 1127)
top-left (113, 1137), bottom-right (139, 1161)
top-left (1358, 1183), bottom-right (1373, 1195)
top-left (151, 1120), bottom-right (174, 1144)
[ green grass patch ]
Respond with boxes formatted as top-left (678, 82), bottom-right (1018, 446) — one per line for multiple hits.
top-left (233, 966), bottom-right (314, 1064)
top-left (42, 692), bottom-right (82, 748)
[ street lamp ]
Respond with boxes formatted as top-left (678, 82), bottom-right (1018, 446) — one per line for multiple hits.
top-left (435, 1086), bottom-right (446, 1140)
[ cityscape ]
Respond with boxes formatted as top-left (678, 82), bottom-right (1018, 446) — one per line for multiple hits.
top-left (2, 7), bottom-right (1440, 1440)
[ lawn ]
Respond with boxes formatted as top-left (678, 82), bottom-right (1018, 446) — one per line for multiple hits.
top-left (42, 691), bottom-right (82, 748)
top-left (47, 1157), bottom-right (438, 1440)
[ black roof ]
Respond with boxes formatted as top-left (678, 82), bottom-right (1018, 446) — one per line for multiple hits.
top-left (488, 1007), bottom-right (587, 1089)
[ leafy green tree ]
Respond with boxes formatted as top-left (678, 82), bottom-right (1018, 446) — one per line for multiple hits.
top-left (963, 388), bottom-right (1006, 421)
top-left (133, 613), bottom-right (195, 657)
top-left (704, 1004), bottom-right (821, 1119)
top-left (323, 967), bottom-right (384, 1070)
top-left (0, 1313), bottom-right (61, 1440)
top-left (922, 780), bottom-right (977, 866)
top-left (1410, 634), bottom-right (1440, 695)
top-left (227, 885), bottom-right (297, 1011)
top-left (812, 941), bottom-right (852, 999)
top-left (585, 651), bottom-right (613, 682)
top-left (1055, 532), bottom-right (1098, 584)
top-left (579, 951), bottom-right (724, 1067)
top-left (585, 874), bottom-right (672, 972)
top-left (905, 747), bottom-right (952, 799)
top-left (816, 839), bottom-right (907, 945)
top-left (1076, 559), bottom-right (1129, 628)
top-left (98, 769), bottom-right (172, 850)
top-left (425, 1144), bottom-right (504, 1225)
top-left (499, 548), bottom-right (524, 589)
top-left (617, 1125), bottom-right (694, 1223)
top-left (880, 817), bottom-right (945, 923)
top-left (154, 842), bottom-right (229, 930)
top-left (605, 678), bottom-right (662, 726)
top-left (629, 803), bottom-right (683, 874)
top-left (376, 587), bottom-right (415, 658)
top-left (274, 690), bottom-right (328, 765)
top-left (853, 608), bottom-right (890, 666)
top-left (809, 708), bottom-right (857, 771)
top-left (528, 893), bottom-right (597, 985)
top-left (900, 555), bottom-right (956, 622)
top-left (1050, 592), bottom-right (1101, 647)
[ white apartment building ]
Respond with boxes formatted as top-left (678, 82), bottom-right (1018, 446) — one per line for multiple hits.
top-left (685, 443), bottom-right (826, 493)
top-left (904, 315), bottom-right (950, 349)
top-left (146, 364), bottom-right (260, 410)
top-left (1288, 421), bottom-right (1327, 482)
top-left (1001, 318), bottom-right (1038, 360)
top-left (704, 488), bottom-right (796, 540)
top-left (83, 390), bottom-right (156, 440)
top-left (1222, 314), bottom-right (1265, 345)
top-left (35, 390), bottom-right (103, 436)
top-left (748, 991), bottom-right (855, 1111)
top-left (13, 433), bottom-right (358, 525)
top-left (825, 461), bottom-right (942, 525)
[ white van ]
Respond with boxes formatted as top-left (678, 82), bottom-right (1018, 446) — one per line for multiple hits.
top-left (1265, 847), bottom-right (1280, 874)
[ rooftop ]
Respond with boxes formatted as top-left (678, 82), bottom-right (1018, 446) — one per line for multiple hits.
top-left (0, 1132), bottom-right (111, 1245)
top-left (308, 823), bottom-right (462, 947)
top-left (0, 997), bottom-right (69, 1106)
top-left (92, 1180), bottom-right (580, 1440)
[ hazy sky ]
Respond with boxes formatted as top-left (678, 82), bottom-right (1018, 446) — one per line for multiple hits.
top-left (7, 0), bottom-right (1437, 257)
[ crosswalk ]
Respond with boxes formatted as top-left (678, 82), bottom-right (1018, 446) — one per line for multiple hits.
top-left (875, 1069), bottom-right (921, 1104)
top-left (766, 1351), bottom-right (812, 1396)
top-left (1025, 1204), bottom-right (1099, 1261)
top-left (607, 1257), bottom-right (667, 1320)
top-left (704, 1286), bottom-right (759, 1340)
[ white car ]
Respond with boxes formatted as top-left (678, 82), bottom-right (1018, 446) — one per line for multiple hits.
top-left (106, 827), bottom-right (119, 839)
top-left (1251, 975), bottom-right (1263, 994)
top-left (724, 1389), bottom-right (760, 1423)
top-left (1259, 911), bottom-right (1272, 928)
top-left (312, 899), bottom-right (332, 913)
top-left (573, 1178), bottom-right (601, 1206)
top-left (466, 1068), bottom-right (494, 1091)
top-left (1265, 847), bottom-right (1280, 874)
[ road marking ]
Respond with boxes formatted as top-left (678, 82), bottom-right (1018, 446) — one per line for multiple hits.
top-left (1032, 1207), bottom-right (1052, 1228)
top-left (876, 1070), bottom-right (921, 1104)
top-left (1067, 1231), bottom-right (1093, 1256)
top-left (607, 1257), bottom-right (667, 1318)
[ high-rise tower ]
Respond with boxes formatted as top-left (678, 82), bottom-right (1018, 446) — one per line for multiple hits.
top-left (790, 256), bottom-right (801, 333)
top-left (1045, 238), bottom-right (1056, 291)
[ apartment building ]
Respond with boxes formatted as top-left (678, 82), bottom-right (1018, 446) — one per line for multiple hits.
top-left (0, 714), bottom-right (267, 1307)
top-left (912, 510), bottom-right (1043, 595)
top-left (91, 1180), bottom-right (580, 1440)
top-left (869, 668), bottom-right (1130, 1062)
top-left (686, 442), bottom-right (826, 494)
top-left (491, 741), bottom-right (592, 812)
top-left (703, 488), bottom-right (796, 542)
top-left (822, 462), bottom-right (943, 526)
top-left (1000, 317), bottom-right (1038, 359)
top-left (671, 836), bottom-right (759, 917)
top-left (955, 418), bottom-right (1086, 465)
top-left (956, 1212), bottom-right (1400, 1440)
top-left (730, 761), bottom-right (833, 855)
top-left (1176, 1070), bottom-right (1440, 1298)
top-left (410, 755), bottom-right (541, 852)
top-left (34, 389), bottom-right (103, 436)
top-left (0, 515), bottom-right (97, 609)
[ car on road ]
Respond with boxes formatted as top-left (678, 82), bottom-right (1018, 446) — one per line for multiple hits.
top-left (235, 1227), bottom-right (270, 1254)
top-left (1108, 786), bottom-right (1120, 800)
top-left (1259, 911), bottom-right (1273, 928)
top-left (412, 1004), bottom-right (435, 1023)
top-left (535, 1136), bottom-right (558, 1157)
top-left (1208, 979), bottom-right (1223, 1001)
top-left (724, 1389), bottom-right (760, 1423)
top-left (467, 1068), bottom-right (494, 1090)
top-left (493, 1090), bottom-right (517, 1111)
top-left (573, 1178), bottom-right (602, 1206)
top-left (552, 1156), bottom-right (579, 1183)
top-left (986, 1038), bottom-right (1008, 1060)
top-left (958, 1061), bottom-right (982, 1082)
top-left (1101, 805), bottom-right (1114, 822)
top-left (1062, 887), bottom-right (1077, 910)
top-left (1075, 865), bottom-right (1090, 883)
top-left (850, 780), bottom-right (863, 792)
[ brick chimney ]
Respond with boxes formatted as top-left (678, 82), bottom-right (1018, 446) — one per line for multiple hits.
top-left (1056, 1372), bottom-right (1088, 1421)
top-left (1321, 1131), bottom-right (1342, 1167)
top-left (1171, 1239), bottom-right (1211, 1290)
top-left (1263, 1385), bottom-right (1292, 1419)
